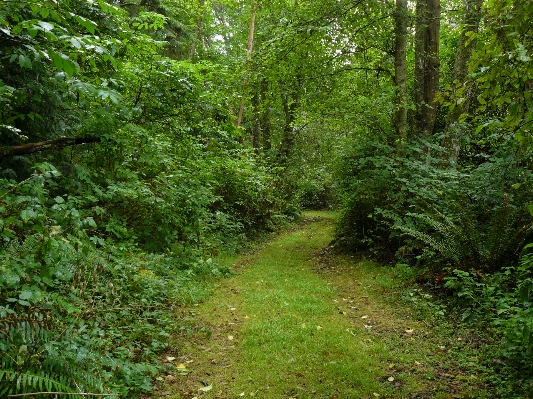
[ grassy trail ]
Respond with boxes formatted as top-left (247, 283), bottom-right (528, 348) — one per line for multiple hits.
top-left (156, 212), bottom-right (489, 399)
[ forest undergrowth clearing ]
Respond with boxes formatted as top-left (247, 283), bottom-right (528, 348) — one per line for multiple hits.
top-left (151, 212), bottom-right (493, 399)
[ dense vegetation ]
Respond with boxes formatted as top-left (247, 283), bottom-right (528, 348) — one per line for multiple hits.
top-left (0, 0), bottom-right (532, 397)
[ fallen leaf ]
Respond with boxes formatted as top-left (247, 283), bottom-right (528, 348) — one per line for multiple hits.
top-left (317, 326), bottom-right (323, 330)
top-left (388, 363), bottom-right (395, 369)
top-left (361, 315), bottom-right (368, 319)
top-left (405, 329), bottom-right (414, 334)
top-left (156, 376), bottom-right (164, 381)
top-left (166, 356), bottom-right (176, 361)
top-left (228, 335), bottom-right (234, 340)
top-left (373, 393), bottom-right (380, 398)
top-left (388, 377), bottom-right (395, 382)
top-left (176, 364), bottom-right (187, 370)
top-left (230, 308), bottom-right (237, 311)
top-left (198, 385), bottom-right (212, 392)
top-left (239, 392), bottom-right (245, 397)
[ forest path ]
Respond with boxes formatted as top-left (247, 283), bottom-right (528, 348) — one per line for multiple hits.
top-left (154, 212), bottom-right (487, 399)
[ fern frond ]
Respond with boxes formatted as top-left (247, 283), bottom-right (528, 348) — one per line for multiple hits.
top-left (0, 369), bottom-right (79, 398)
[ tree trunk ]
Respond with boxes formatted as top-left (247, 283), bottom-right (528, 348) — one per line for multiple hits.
top-left (188, 0), bottom-right (205, 60)
top-left (443, 0), bottom-right (483, 165)
top-left (394, 0), bottom-right (409, 142)
top-left (278, 89), bottom-right (299, 163)
top-left (260, 79), bottom-right (271, 152)
top-left (251, 84), bottom-right (261, 155)
top-left (236, 1), bottom-right (258, 135)
top-left (414, 0), bottom-right (441, 137)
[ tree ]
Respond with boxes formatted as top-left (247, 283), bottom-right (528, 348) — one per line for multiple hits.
top-left (414, 0), bottom-right (441, 137)
top-left (394, 0), bottom-right (409, 142)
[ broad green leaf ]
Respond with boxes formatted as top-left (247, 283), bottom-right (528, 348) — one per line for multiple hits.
top-left (19, 291), bottom-right (33, 300)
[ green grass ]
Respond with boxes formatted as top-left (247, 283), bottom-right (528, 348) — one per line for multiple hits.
top-left (155, 212), bottom-right (494, 399)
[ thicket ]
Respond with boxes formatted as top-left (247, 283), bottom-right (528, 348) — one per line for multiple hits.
top-left (0, 0), bottom-right (299, 396)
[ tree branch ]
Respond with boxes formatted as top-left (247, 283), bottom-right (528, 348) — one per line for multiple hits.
top-left (1, 137), bottom-right (101, 159)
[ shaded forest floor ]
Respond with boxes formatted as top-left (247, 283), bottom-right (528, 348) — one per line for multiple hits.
top-left (151, 212), bottom-right (494, 399)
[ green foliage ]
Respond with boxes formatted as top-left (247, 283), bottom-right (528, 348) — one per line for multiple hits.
top-left (336, 136), bottom-right (533, 271)
top-left (0, 1), bottom-right (300, 396)
top-left (0, 165), bottom-right (229, 396)
top-left (441, 251), bottom-right (533, 394)
top-left (468, 0), bottom-right (533, 136)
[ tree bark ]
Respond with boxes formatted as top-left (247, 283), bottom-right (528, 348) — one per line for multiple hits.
top-left (188, 0), bottom-right (205, 60)
top-left (251, 84), bottom-right (261, 155)
top-left (278, 89), bottom-right (299, 163)
top-left (394, 0), bottom-right (409, 142)
top-left (0, 137), bottom-right (101, 159)
top-left (443, 0), bottom-right (483, 165)
top-left (414, 0), bottom-right (441, 137)
top-left (236, 1), bottom-right (258, 134)
top-left (260, 79), bottom-right (271, 151)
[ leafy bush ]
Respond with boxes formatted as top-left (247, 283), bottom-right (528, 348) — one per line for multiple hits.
top-left (334, 138), bottom-right (405, 259)
top-left (210, 150), bottom-right (298, 239)
top-left (0, 166), bottom-right (223, 397)
top-left (336, 136), bottom-right (533, 271)
top-left (442, 248), bottom-right (533, 379)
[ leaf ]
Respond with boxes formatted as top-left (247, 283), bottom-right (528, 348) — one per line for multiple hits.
top-left (166, 356), bottom-right (176, 361)
top-left (28, 27), bottom-right (38, 37)
top-left (37, 21), bottom-right (54, 32)
top-left (405, 329), bottom-right (414, 334)
top-left (198, 385), bottom-right (212, 392)
top-left (387, 377), bottom-right (394, 382)
top-left (19, 291), bottom-right (33, 300)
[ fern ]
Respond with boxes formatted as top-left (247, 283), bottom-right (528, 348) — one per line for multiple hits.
top-left (394, 197), bottom-right (533, 271)
top-left (0, 313), bottom-right (110, 398)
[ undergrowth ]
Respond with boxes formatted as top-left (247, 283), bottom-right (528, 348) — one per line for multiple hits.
top-left (0, 163), bottom-right (237, 398)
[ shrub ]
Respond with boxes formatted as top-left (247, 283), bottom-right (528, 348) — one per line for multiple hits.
top-left (336, 136), bottom-right (533, 272)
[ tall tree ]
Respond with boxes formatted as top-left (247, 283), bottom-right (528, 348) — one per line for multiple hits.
top-left (236, 1), bottom-right (258, 130)
top-left (414, 0), bottom-right (441, 137)
top-left (394, 0), bottom-right (409, 141)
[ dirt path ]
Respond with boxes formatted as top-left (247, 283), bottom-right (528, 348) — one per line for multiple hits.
top-left (152, 212), bottom-right (490, 399)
